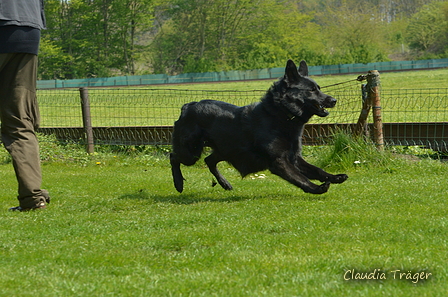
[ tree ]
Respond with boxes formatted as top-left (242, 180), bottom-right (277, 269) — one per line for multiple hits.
top-left (316, 1), bottom-right (390, 64)
top-left (406, 1), bottom-right (448, 58)
top-left (150, 0), bottom-right (327, 74)
top-left (150, 0), bottom-right (255, 74)
top-left (38, 37), bottom-right (72, 80)
top-left (38, 0), bottom-right (447, 79)
top-left (40, 0), bottom-right (155, 79)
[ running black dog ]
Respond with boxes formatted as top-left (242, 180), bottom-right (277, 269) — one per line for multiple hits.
top-left (170, 60), bottom-right (348, 194)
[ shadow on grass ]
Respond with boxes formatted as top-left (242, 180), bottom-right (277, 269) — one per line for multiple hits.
top-left (119, 189), bottom-right (257, 205)
top-left (118, 189), bottom-right (326, 205)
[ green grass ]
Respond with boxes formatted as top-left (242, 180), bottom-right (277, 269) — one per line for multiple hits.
top-left (1, 135), bottom-right (447, 296)
top-left (135, 68), bottom-right (448, 90)
top-left (37, 68), bottom-right (448, 127)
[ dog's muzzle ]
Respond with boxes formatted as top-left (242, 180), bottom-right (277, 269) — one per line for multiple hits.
top-left (315, 96), bottom-right (336, 117)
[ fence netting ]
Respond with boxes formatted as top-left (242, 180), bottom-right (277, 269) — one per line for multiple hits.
top-left (381, 88), bottom-right (448, 151)
top-left (24, 80), bottom-right (448, 152)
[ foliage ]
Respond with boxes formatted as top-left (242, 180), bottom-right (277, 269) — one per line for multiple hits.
top-left (38, 0), bottom-right (447, 79)
top-left (38, 37), bottom-right (73, 79)
top-left (406, 1), bottom-right (448, 58)
top-left (42, 0), bottom-right (154, 79)
top-left (315, 1), bottom-right (391, 64)
top-left (237, 2), bottom-right (326, 69)
top-left (36, 133), bottom-right (171, 166)
top-left (314, 131), bottom-right (445, 170)
top-left (149, 0), bottom-right (316, 73)
top-left (315, 131), bottom-right (396, 171)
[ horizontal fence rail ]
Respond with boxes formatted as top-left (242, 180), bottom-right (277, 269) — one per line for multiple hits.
top-left (32, 80), bottom-right (448, 152)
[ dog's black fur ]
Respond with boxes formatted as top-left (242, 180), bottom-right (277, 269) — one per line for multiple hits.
top-left (170, 60), bottom-right (348, 194)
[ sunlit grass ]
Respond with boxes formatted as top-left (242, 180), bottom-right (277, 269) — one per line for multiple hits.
top-left (0, 137), bottom-right (447, 296)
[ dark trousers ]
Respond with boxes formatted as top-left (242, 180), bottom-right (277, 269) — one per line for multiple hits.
top-left (0, 53), bottom-right (47, 208)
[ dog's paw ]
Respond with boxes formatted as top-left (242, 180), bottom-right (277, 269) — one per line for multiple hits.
top-left (312, 181), bottom-right (330, 194)
top-left (330, 174), bottom-right (348, 184)
top-left (174, 179), bottom-right (184, 193)
top-left (221, 180), bottom-right (233, 191)
top-left (214, 177), bottom-right (233, 190)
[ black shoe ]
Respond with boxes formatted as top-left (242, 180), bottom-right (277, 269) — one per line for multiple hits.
top-left (9, 201), bottom-right (47, 212)
top-left (42, 189), bottom-right (51, 204)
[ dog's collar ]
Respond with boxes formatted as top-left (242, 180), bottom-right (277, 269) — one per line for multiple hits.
top-left (281, 104), bottom-right (301, 122)
top-left (261, 101), bottom-right (301, 122)
top-left (286, 112), bottom-right (297, 121)
top-left (285, 110), bottom-right (309, 123)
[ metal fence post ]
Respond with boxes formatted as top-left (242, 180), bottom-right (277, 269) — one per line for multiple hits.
top-left (367, 70), bottom-right (384, 150)
top-left (79, 87), bottom-right (95, 154)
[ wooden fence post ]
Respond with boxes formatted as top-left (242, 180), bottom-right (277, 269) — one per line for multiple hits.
top-left (79, 87), bottom-right (95, 154)
top-left (367, 70), bottom-right (384, 150)
top-left (355, 82), bottom-right (371, 137)
top-left (355, 71), bottom-right (384, 150)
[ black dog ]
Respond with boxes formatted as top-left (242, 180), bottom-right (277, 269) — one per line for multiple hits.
top-left (170, 60), bottom-right (348, 194)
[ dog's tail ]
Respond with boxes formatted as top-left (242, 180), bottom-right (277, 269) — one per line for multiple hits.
top-left (170, 102), bottom-right (205, 192)
top-left (172, 102), bottom-right (205, 165)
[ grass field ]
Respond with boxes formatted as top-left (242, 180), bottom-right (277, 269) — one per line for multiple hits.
top-left (37, 68), bottom-right (448, 127)
top-left (1, 134), bottom-right (447, 296)
top-left (152, 68), bottom-right (448, 90)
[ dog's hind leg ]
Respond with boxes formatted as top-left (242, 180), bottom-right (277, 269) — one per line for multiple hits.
top-left (170, 153), bottom-right (185, 193)
top-left (170, 120), bottom-right (206, 192)
top-left (205, 152), bottom-right (233, 190)
top-left (170, 136), bottom-right (203, 193)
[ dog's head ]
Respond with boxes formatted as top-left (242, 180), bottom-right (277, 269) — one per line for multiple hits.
top-left (273, 60), bottom-right (336, 120)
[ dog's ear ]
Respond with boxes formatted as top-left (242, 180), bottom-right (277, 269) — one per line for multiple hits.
top-left (285, 59), bottom-right (300, 83)
top-left (298, 60), bottom-right (308, 77)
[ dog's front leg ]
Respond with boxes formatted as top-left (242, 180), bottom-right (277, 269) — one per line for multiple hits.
top-left (269, 157), bottom-right (330, 194)
top-left (295, 156), bottom-right (348, 184)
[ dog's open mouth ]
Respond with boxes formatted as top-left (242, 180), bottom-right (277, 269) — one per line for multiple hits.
top-left (314, 103), bottom-right (330, 117)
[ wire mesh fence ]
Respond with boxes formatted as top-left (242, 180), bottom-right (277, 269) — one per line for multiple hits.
top-left (381, 88), bottom-right (448, 151)
top-left (39, 88), bottom-right (267, 127)
top-left (37, 81), bottom-right (365, 127)
top-left (381, 88), bottom-right (448, 123)
top-left (34, 79), bottom-right (448, 151)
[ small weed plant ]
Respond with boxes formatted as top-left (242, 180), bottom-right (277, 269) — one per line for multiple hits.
top-left (316, 132), bottom-right (396, 170)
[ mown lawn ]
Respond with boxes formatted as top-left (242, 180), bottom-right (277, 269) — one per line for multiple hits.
top-left (0, 143), bottom-right (447, 296)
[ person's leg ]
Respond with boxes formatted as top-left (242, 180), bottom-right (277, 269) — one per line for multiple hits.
top-left (0, 53), bottom-right (49, 209)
